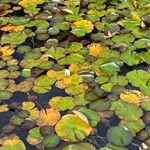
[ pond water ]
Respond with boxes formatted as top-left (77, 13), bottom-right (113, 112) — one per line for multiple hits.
top-left (0, 0), bottom-right (150, 150)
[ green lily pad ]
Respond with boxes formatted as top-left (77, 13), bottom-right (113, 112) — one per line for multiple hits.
top-left (134, 38), bottom-right (150, 48)
top-left (89, 99), bottom-right (111, 112)
top-left (120, 119), bottom-right (145, 136)
top-left (111, 100), bottom-right (143, 121)
top-left (126, 70), bottom-right (150, 95)
top-left (120, 50), bottom-right (141, 66)
top-left (26, 127), bottom-right (43, 145)
top-left (0, 135), bottom-right (26, 150)
top-left (46, 47), bottom-right (65, 60)
top-left (71, 28), bottom-right (87, 37)
top-left (99, 62), bottom-right (120, 75)
top-left (141, 101), bottom-right (150, 111)
top-left (42, 134), bottom-right (60, 148)
top-left (67, 42), bottom-right (83, 53)
top-left (1, 32), bottom-right (27, 45)
top-left (10, 115), bottom-right (24, 126)
top-left (63, 142), bottom-right (96, 150)
top-left (55, 114), bottom-right (92, 142)
top-left (0, 79), bottom-right (9, 91)
top-left (109, 75), bottom-right (128, 86)
top-left (99, 143), bottom-right (128, 150)
top-left (78, 108), bottom-right (101, 127)
top-left (106, 126), bottom-right (133, 147)
top-left (0, 90), bottom-right (13, 100)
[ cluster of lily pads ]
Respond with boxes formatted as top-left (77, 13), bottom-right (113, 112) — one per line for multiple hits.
top-left (0, 0), bottom-right (150, 149)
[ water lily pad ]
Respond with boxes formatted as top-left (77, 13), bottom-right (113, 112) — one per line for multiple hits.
top-left (10, 115), bottom-right (24, 126)
top-left (120, 90), bottom-right (149, 105)
top-left (99, 143), bottom-right (128, 150)
top-left (55, 114), bottom-right (92, 142)
top-left (134, 38), bottom-right (150, 48)
top-left (0, 90), bottom-right (13, 100)
top-left (111, 100), bottom-right (143, 121)
top-left (1, 31), bottom-right (27, 45)
top-left (106, 126), bottom-right (133, 147)
top-left (126, 70), bottom-right (150, 95)
top-left (42, 134), bottom-right (60, 148)
top-left (17, 80), bottom-right (33, 92)
top-left (26, 127), bottom-right (43, 145)
top-left (72, 20), bottom-right (94, 33)
top-left (99, 62), bottom-right (120, 75)
top-left (33, 75), bottom-right (56, 93)
top-left (0, 104), bottom-right (9, 112)
top-left (0, 135), bottom-right (26, 150)
top-left (78, 108), bottom-right (101, 127)
top-left (36, 108), bottom-right (61, 126)
top-left (46, 47), bottom-right (65, 60)
top-left (120, 119), bottom-right (145, 135)
top-left (63, 142), bottom-right (96, 150)
top-left (89, 99), bottom-right (111, 112)
top-left (67, 42), bottom-right (83, 53)
top-left (49, 96), bottom-right (76, 111)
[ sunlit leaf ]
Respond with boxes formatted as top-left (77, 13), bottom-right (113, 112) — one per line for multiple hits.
top-left (0, 135), bottom-right (26, 150)
top-left (0, 104), bottom-right (9, 113)
top-left (0, 46), bottom-right (15, 56)
top-left (111, 100), bottom-right (143, 121)
top-left (55, 114), bottom-right (92, 142)
top-left (26, 127), bottom-right (43, 145)
top-left (36, 108), bottom-right (61, 126)
top-left (49, 97), bottom-right (76, 111)
top-left (1, 32), bottom-right (27, 45)
top-left (88, 43), bottom-right (108, 58)
top-left (63, 142), bottom-right (96, 150)
top-left (120, 90), bottom-right (150, 105)
top-left (72, 20), bottom-right (94, 33)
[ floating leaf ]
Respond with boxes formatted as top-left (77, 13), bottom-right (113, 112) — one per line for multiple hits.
top-left (78, 108), bottom-right (101, 127)
top-left (63, 142), bottom-right (96, 150)
top-left (0, 90), bottom-right (13, 100)
top-left (89, 99), bottom-right (111, 112)
top-left (0, 104), bottom-right (9, 112)
top-left (22, 101), bottom-right (35, 110)
top-left (0, 46), bottom-right (15, 56)
top-left (19, 0), bottom-right (45, 8)
top-left (10, 115), bottom-right (24, 126)
top-left (120, 119), bottom-right (145, 135)
top-left (126, 70), bottom-right (150, 95)
top-left (72, 20), bottom-right (94, 33)
top-left (120, 90), bottom-right (150, 105)
top-left (26, 127), bottom-right (43, 145)
top-left (88, 43), bottom-right (108, 58)
top-left (134, 38), bottom-right (150, 49)
top-left (55, 114), bottom-right (92, 142)
top-left (106, 126), bottom-right (133, 147)
top-left (36, 108), bottom-right (61, 126)
top-left (99, 62), bottom-right (120, 75)
top-left (1, 24), bottom-right (24, 32)
top-left (111, 100), bottom-right (143, 121)
top-left (17, 80), bottom-right (33, 92)
top-left (1, 32), bottom-right (27, 45)
top-left (0, 135), bottom-right (26, 150)
top-left (49, 97), bottom-right (76, 111)
top-left (33, 75), bottom-right (56, 94)
top-left (42, 134), bottom-right (60, 148)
